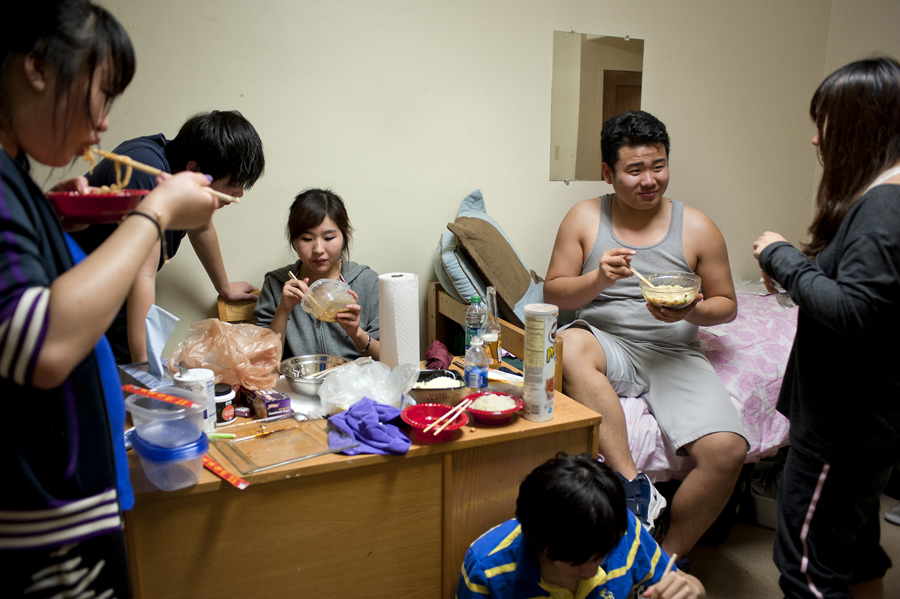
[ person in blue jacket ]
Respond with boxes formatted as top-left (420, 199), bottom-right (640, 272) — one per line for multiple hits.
top-left (457, 453), bottom-right (705, 599)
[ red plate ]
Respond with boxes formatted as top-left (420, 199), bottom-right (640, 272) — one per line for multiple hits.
top-left (47, 189), bottom-right (149, 224)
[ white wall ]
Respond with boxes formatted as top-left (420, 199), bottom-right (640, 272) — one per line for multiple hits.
top-left (37, 0), bottom-right (900, 357)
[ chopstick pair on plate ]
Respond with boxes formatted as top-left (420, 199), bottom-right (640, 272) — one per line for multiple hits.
top-left (423, 398), bottom-right (472, 436)
top-left (85, 147), bottom-right (240, 204)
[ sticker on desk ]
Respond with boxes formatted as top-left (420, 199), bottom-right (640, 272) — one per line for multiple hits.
top-left (203, 454), bottom-right (249, 490)
top-left (121, 384), bottom-right (202, 409)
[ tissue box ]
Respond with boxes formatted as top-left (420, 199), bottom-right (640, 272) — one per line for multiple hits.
top-left (239, 388), bottom-right (292, 419)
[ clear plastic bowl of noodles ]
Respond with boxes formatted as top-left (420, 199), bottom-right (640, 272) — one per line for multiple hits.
top-left (300, 279), bottom-right (356, 322)
top-left (639, 272), bottom-right (701, 310)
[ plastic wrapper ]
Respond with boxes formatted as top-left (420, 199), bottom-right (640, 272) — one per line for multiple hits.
top-left (318, 360), bottom-right (418, 413)
top-left (168, 319), bottom-right (282, 390)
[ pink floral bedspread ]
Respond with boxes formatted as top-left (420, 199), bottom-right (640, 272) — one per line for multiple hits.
top-left (623, 294), bottom-right (797, 482)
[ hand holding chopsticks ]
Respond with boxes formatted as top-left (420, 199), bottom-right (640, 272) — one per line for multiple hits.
top-left (424, 399), bottom-right (472, 436)
top-left (88, 148), bottom-right (240, 204)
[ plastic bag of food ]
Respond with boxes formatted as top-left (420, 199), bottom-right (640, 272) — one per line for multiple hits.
top-left (318, 360), bottom-right (418, 413)
top-left (167, 319), bottom-right (282, 390)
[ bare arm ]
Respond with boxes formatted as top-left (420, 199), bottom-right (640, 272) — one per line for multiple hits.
top-left (125, 239), bottom-right (160, 363)
top-left (188, 221), bottom-right (259, 301)
top-left (670, 207), bottom-right (737, 327)
top-left (544, 200), bottom-right (634, 310)
top-left (33, 172), bottom-right (218, 388)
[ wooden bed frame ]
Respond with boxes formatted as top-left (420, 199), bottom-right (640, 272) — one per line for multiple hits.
top-left (426, 281), bottom-right (564, 389)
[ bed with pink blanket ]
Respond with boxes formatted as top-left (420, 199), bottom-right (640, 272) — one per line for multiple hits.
top-left (624, 292), bottom-right (797, 482)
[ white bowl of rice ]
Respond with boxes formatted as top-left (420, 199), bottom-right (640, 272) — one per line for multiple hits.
top-left (463, 391), bottom-right (524, 424)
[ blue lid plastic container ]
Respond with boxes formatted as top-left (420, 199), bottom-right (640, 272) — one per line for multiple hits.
top-left (125, 387), bottom-right (205, 444)
top-left (132, 430), bottom-right (208, 491)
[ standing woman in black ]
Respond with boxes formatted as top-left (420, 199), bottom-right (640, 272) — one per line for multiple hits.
top-left (0, 1), bottom-right (218, 595)
top-left (753, 57), bottom-right (900, 599)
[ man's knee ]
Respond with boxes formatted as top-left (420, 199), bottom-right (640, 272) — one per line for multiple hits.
top-left (559, 328), bottom-right (605, 374)
top-left (688, 432), bottom-right (747, 474)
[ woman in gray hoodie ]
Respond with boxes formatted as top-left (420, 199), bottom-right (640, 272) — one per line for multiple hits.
top-left (255, 188), bottom-right (380, 360)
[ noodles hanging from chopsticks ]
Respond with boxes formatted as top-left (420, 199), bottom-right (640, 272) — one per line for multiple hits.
top-left (82, 147), bottom-right (96, 174)
top-left (82, 147), bottom-right (134, 193)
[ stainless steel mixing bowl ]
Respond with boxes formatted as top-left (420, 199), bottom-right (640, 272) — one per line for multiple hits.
top-left (278, 354), bottom-right (349, 395)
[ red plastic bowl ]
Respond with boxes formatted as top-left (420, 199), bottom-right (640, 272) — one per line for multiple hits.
top-left (401, 402), bottom-right (469, 443)
top-left (463, 391), bottom-right (524, 424)
top-left (47, 189), bottom-right (149, 224)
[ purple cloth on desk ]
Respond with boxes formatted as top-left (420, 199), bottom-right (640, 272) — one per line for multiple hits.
top-left (327, 397), bottom-right (411, 455)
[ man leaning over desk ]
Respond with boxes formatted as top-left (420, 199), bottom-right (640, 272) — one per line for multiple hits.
top-left (543, 110), bottom-right (748, 559)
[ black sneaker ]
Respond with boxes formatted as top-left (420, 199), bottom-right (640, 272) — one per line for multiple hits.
top-left (616, 473), bottom-right (667, 533)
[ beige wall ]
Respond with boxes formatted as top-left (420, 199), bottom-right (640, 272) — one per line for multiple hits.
top-left (37, 0), bottom-right (900, 357)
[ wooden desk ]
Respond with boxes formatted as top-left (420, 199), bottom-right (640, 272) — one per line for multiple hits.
top-left (125, 392), bottom-right (600, 598)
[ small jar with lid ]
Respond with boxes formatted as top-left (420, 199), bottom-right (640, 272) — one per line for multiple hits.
top-left (214, 383), bottom-right (236, 426)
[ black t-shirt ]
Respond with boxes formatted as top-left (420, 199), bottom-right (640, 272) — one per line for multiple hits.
top-left (70, 133), bottom-right (187, 270)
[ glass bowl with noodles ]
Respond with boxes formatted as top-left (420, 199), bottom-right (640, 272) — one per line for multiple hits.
top-left (46, 147), bottom-right (146, 224)
top-left (300, 279), bottom-right (356, 322)
top-left (639, 272), bottom-right (702, 310)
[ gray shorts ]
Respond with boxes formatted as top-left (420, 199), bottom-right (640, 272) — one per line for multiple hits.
top-left (565, 319), bottom-right (748, 456)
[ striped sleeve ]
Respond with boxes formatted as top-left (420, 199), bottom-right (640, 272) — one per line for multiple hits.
top-left (0, 285), bottom-right (50, 385)
top-left (0, 158), bottom-right (55, 388)
top-left (457, 550), bottom-right (492, 599)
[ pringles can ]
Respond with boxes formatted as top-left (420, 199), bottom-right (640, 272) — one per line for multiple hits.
top-left (523, 303), bottom-right (558, 421)
top-left (174, 368), bottom-right (216, 433)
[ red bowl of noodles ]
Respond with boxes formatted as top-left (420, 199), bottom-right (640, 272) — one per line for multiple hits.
top-left (47, 189), bottom-right (148, 224)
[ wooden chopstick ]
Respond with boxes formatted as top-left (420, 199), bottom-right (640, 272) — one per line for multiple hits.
top-left (89, 148), bottom-right (240, 204)
top-left (430, 399), bottom-right (473, 436)
top-left (628, 265), bottom-right (656, 288)
top-left (664, 553), bottom-right (678, 576)
top-left (422, 402), bottom-right (459, 433)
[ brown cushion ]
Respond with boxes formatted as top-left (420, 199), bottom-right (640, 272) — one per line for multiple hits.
top-left (448, 217), bottom-right (542, 323)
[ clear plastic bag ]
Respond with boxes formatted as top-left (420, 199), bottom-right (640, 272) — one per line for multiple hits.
top-left (167, 319), bottom-right (282, 390)
top-left (318, 360), bottom-right (418, 413)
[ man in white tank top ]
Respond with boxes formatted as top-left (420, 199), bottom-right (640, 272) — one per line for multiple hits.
top-left (545, 111), bottom-right (748, 560)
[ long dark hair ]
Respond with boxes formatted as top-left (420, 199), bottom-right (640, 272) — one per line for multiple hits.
top-left (286, 188), bottom-right (353, 259)
top-left (0, 0), bottom-right (135, 159)
top-left (805, 57), bottom-right (900, 257)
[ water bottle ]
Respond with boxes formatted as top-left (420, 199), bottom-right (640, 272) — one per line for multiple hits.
top-left (772, 281), bottom-right (796, 308)
top-left (465, 294), bottom-right (487, 351)
top-left (483, 286), bottom-right (503, 368)
top-left (464, 336), bottom-right (489, 391)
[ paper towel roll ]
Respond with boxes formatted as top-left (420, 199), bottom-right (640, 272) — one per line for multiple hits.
top-left (378, 272), bottom-right (420, 368)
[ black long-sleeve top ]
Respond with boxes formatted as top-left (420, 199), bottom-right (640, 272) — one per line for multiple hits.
top-left (759, 184), bottom-right (900, 466)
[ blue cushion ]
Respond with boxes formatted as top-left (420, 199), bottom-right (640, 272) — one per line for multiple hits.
top-left (434, 230), bottom-right (486, 304)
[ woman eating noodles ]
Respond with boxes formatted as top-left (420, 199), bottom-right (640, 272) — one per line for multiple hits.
top-left (255, 188), bottom-right (380, 361)
top-left (0, 1), bottom-right (219, 594)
